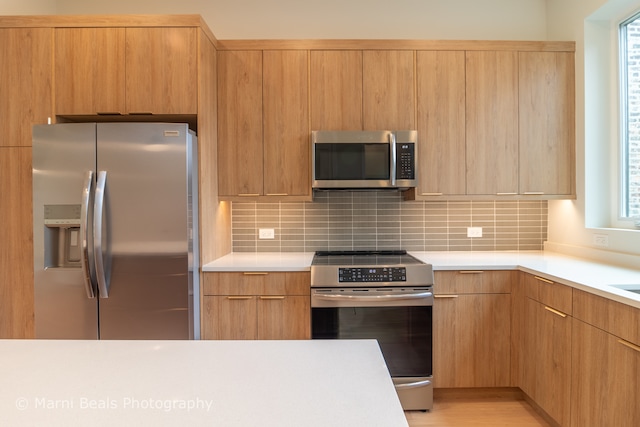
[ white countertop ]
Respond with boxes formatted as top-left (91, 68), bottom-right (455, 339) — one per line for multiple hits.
top-left (203, 250), bottom-right (640, 309)
top-left (0, 339), bottom-right (407, 427)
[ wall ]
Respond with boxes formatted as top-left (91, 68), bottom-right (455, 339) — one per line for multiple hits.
top-left (232, 192), bottom-right (548, 252)
top-left (0, 0), bottom-right (54, 14)
top-left (51, 0), bottom-right (547, 40)
top-left (545, 0), bottom-right (640, 267)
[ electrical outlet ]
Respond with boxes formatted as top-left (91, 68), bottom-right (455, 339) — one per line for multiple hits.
top-left (467, 227), bottom-right (483, 238)
top-left (258, 228), bottom-right (275, 239)
top-left (593, 233), bottom-right (609, 247)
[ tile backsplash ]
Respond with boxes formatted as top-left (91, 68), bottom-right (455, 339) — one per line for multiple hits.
top-left (231, 191), bottom-right (547, 252)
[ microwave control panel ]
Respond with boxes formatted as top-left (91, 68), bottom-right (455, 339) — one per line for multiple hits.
top-left (396, 143), bottom-right (415, 180)
top-left (338, 267), bottom-right (407, 283)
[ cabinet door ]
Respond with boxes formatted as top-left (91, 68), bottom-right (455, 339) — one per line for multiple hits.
top-left (310, 50), bottom-right (363, 130)
top-left (433, 293), bottom-right (511, 387)
top-left (202, 296), bottom-right (257, 340)
top-left (258, 295), bottom-right (310, 340)
top-left (0, 28), bottom-right (52, 147)
top-left (263, 50), bottom-right (310, 197)
top-left (363, 50), bottom-right (415, 130)
top-left (519, 51), bottom-right (575, 196)
top-left (217, 50), bottom-right (264, 196)
top-left (466, 51), bottom-right (518, 195)
top-left (125, 27), bottom-right (197, 114)
top-left (0, 148), bottom-right (34, 338)
top-left (522, 298), bottom-right (572, 426)
top-left (416, 51), bottom-right (466, 196)
top-left (55, 28), bottom-right (126, 115)
top-left (571, 319), bottom-right (640, 427)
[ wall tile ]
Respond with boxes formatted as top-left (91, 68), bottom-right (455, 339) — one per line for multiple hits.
top-left (230, 191), bottom-right (548, 252)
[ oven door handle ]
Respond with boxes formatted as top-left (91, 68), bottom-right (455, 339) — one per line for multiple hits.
top-left (395, 379), bottom-right (432, 390)
top-left (313, 291), bottom-right (432, 302)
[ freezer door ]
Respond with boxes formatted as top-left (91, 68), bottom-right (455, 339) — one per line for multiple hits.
top-left (95, 123), bottom-right (195, 339)
top-left (32, 123), bottom-right (99, 339)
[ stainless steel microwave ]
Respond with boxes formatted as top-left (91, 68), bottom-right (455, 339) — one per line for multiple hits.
top-left (311, 130), bottom-right (418, 189)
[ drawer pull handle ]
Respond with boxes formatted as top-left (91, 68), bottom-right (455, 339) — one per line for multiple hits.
top-left (434, 294), bottom-right (459, 298)
top-left (534, 276), bottom-right (554, 284)
top-left (259, 296), bottom-right (285, 300)
top-left (421, 192), bottom-right (443, 196)
top-left (618, 339), bottom-right (640, 353)
top-left (459, 271), bottom-right (483, 274)
top-left (496, 192), bottom-right (517, 196)
top-left (227, 296), bottom-right (252, 300)
top-left (544, 306), bottom-right (567, 318)
top-left (266, 193), bottom-right (288, 196)
top-left (243, 272), bottom-right (268, 276)
top-left (238, 193), bottom-right (260, 197)
top-left (524, 191), bottom-right (545, 195)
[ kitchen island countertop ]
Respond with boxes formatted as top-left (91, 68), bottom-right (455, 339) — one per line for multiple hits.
top-left (0, 339), bottom-right (407, 427)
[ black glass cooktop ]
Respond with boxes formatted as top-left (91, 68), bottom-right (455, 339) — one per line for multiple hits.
top-left (311, 250), bottom-right (423, 266)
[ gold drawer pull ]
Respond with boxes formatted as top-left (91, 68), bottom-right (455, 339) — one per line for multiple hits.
top-left (534, 276), bottom-right (554, 284)
top-left (496, 192), bottom-right (517, 196)
top-left (524, 191), bottom-right (545, 195)
top-left (421, 192), bottom-right (443, 196)
top-left (238, 193), bottom-right (260, 197)
top-left (434, 294), bottom-right (459, 298)
top-left (243, 272), bottom-right (268, 276)
top-left (459, 270), bottom-right (483, 274)
top-left (544, 306), bottom-right (567, 318)
top-left (266, 193), bottom-right (288, 196)
top-left (618, 339), bottom-right (640, 353)
top-left (259, 296), bottom-right (285, 300)
top-left (227, 296), bottom-right (252, 300)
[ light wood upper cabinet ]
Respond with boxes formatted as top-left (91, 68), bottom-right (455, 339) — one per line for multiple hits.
top-left (125, 27), bottom-right (197, 114)
top-left (263, 50), bottom-right (310, 197)
top-left (55, 28), bottom-right (126, 115)
top-left (415, 51), bottom-right (466, 196)
top-left (363, 50), bottom-right (415, 130)
top-left (433, 271), bottom-right (513, 388)
top-left (55, 27), bottom-right (197, 115)
top-left (0, 28), bottom-right (52, 147)
top-left (519, 51), bottom-right (575, 196)
top-left (310, 50), bottom-right (363, 130)
top-left (217, 50), bottom-right (264, 196)
top-left (466, 51), bottom-right (519, 195)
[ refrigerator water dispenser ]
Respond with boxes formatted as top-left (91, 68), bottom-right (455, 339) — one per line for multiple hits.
top-left (43, 204), bottom-right (82, 269)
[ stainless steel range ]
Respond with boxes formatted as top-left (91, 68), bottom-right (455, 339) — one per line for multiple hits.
top-left (310, 250), bottom-right (434, 411)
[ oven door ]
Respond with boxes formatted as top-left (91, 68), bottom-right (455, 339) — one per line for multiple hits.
top-left (311, 287), bottom-right (432, 376)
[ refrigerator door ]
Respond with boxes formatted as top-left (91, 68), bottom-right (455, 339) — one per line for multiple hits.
top-left (95, 123), bottom-right (195, 339)
top-left (33, 123), bottom-right (99, 339)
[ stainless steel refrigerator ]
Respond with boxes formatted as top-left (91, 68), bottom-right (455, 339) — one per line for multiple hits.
top-left (32, 122), bottom-right (199, 340)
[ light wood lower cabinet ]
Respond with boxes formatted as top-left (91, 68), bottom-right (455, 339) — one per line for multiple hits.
top-left (202, 272), bottom-right (310, 340)
top-left (433, 270), bottom-right (513, 387)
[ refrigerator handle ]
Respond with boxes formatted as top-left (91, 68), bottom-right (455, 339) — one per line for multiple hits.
top-left (94, 171), bottom-right (111, 298)
top-left (80, 171), bottom-right (96, 299)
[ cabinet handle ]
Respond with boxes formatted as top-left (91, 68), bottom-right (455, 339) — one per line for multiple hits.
top-left (544, 306), bottom-right (567, 318)
top-left (459, 270), bottom-right (484, 274)
top-left (259, 296), bottom-right (285, 300)
top-left (618, 339), bottom-right (640, 353)
top-left (96, 112), bottom-right (122, 116)
top-left (227, 296), bottom-right (252, 300)
top-left (266, 193), bottom-right (288, 196)
top-left (421, 192), bottom-right (443, 196)
top-left (524, 191), bottom-right (545, 195)
top-left (497, 192), bottom-right (518, 196)
top-left (434, 294), bottom-right (459, 298)
top-left (128, 111), bottom-right (153, 115)
top-left (534, 276), bottom-right (554, 284)
top-left (243, 272), bottom-right (268, 276)
top-left (238, 193), bottom-right (260, 197)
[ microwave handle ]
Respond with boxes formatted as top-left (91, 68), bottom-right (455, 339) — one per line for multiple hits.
top-left (389, 132), bottom-right (397, 186)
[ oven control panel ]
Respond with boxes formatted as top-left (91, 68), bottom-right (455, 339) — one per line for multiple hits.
top-left (338, 267), bottom-right (407, 283)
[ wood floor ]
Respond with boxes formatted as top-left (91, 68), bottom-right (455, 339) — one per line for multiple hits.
top-left (405, 389), bottom-right (551, 427)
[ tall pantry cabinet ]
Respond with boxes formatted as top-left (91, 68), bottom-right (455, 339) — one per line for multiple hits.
top-left (0, 27), bottom-right (52, 338)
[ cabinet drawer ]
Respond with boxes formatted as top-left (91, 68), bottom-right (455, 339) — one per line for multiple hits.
top-left (573, 289), bottom-right (640, 346)
top-left (203, 272), bottom-right (310, 296)
top-left (522, 273), bottom-right (572, 315)
top-left (434, 270), bottom-right (514, 294)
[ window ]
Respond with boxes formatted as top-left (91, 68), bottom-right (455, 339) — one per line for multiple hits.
top-left (620, 14), bottom-right (640, 219)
